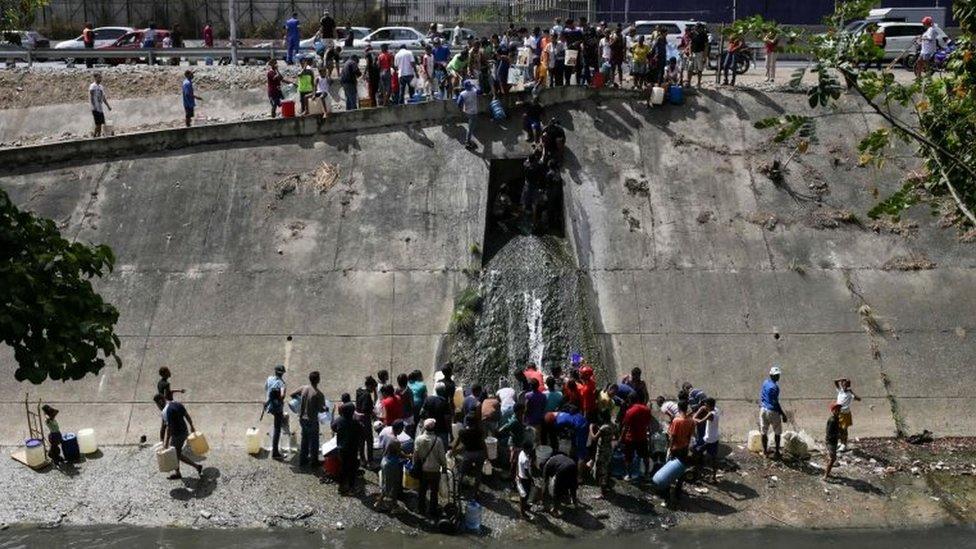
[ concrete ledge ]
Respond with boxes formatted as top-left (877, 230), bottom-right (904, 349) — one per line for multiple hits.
top-left (0, 85), bottom-right (639, 168)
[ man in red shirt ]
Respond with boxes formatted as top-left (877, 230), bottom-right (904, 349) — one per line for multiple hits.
top-left (377, 44), bottom-right (395, 106)
top-left (380, 384), bottom-right (403, 426)
top-left (619, 393), bottom-right (651, 479)
top-left (523, 363), bottom-right (544, 388)
top-left (667, 400), bottom-right (695, 464)
top-left (578, 365), bottom-right (597, 415)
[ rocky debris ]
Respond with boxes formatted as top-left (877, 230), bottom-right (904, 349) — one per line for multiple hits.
top-left (621, 208), bottom-right (641, 231)
top-left (869, 217), bottom-right (919, 237)
top-left (882, 253), bottom-right (936, 271)
top-left (744, 211), bottom-right (780, 231)
top-left (624, 177), bottom-right (650, 197)
top-left (696, 210), bottom-right (714, 224)
top-left (958, 228), bottom-right (976, 243)
top-left (807, 208), bottom-right (858, 229)
top-left (199, 510), bottom-right (213, 520)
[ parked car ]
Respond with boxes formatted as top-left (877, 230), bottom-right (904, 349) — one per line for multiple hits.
top-left (299, 26), bottom-right (371, 50)
top-left (354, 27), bottom-right (426, 49)
top-left (55, 26), bottom-right (133, 49)
top-left (843, 20), bottom-right (948, 66)
top-left (2, 30), bottom-right (51, 49)
top-left (633, 20), bottom-right (698, 49)
top-left (98, 29), bottom-right (172, 64)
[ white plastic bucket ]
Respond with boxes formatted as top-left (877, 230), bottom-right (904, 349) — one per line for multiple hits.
top-left (485, 436), bottom-right (498, 460)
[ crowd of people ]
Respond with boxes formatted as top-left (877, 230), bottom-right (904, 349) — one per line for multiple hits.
top-left (151, 357), bottom-right (865, 522)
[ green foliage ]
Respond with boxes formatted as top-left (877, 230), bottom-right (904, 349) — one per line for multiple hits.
top-left (1, 0), bottom-right (48, 32)
top-left (1, 188), bottom-right (121, 384)
top-left (451, 287), bottom-right (482, 334)
top-left (757, 0), bottom-right (976, 228)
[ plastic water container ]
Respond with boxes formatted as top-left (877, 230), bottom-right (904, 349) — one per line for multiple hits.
top-left (187, 432), bottom-right (209, 456)
top-left (485, 436), bottom-right (498, 460)
top-left (669, 85), bottom-right (685, 105)
top-left (288, 396), bottom-right (301, 413)
top-left (536, 445), bottom-right (553, 464)
top-left (489, 98), bottom-right (506, 120)
top-left (281, 100), bottom-right (296, 118)
top-left (463, 500), bottom-right (483, 532)
top-left (558, 438), bottom-right (572, 455)
top-left (747, 430), bottom-right (764, 453)
top-left (245, 427), bottom-right (262, 455)
top-left (324, 454), bottom-right (341, 478)
top-left (482, 460), bottom-right (493, 476)
top-left (652, 458), bottom-right (687, 489)
top-left (651, 86), bottom-right (665, 105)
top-left (402, 462), bottom-right (420, 489)
top-left (156, 445), bottom-right (178, 472)
top-left (25, 438), bottom-right (45, 468)
top-left (453, 387), bottom-right (463, 411)
top-left (62, 433), bottom-right (81, 462)
top-left (77, 428), bottom-right (98, 454)
top-left (591, 70), bottom-right (605, 89)
top-left (610, 448), bottom-right (626, 478)
top-left (452, 422), bottom-right (462, 440)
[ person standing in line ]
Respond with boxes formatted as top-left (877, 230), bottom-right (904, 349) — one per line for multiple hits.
top-left (355, 376), bottom-right (378, 466)
top-left (452, 20), bottom-right (464, 47)
top-left (693, 397), bottom-right (721, 482)
top-left (589, 417), bottom-right (615, 498)
top-left (407, 370), bottom-right (428, 425)
top-left (181, 70), bottom-right (202, 128)
top-left (462, 383), bottom-right (483, 420)
top-left (687, 22), bottom-right (710, 88)
top-left (619, 392), bottom-right (652, 480)
top-left (823, 403), bottom-right (842, 480)
top-left (457, 80), bottom-right (479, 150)
top-left (394, 44), bottom-right (417, 104)
top-left (291, 371), bottom-right (326, 467)
top-left (377, 44), bottom-right (394, 106)
top-left (317, 11), bottom-right (336, 48)
top-left (333, 402), bottom-right (362, 495)
top-left (380, 384), bottom-right (403, 426)
top-left (297, 57), bottom-right (315, 116)
top-left (395, 373), bottom-right (416, 437)
top-left (162, 390), bottom-right (204, 479)
top-left (667, 400), bottom-right (695, 464)
top-left (82, 22), bottom-right (95, 68)
top-left (202, 22), bottom-right (214, 48)
top-left (833, 378), bottom-right (861, 451)
top-left (516, 440), bottom-right (536, 519)
top-left (414, 418), bottom-right (448, 518)
top-left (266, 58), bottom-right (290, 118)
top-left (764, 30), bottom-right (780, 82)
top-left (722, 33), bottom-right (744, 86)
top-left (89, 73), bottom-right (112, 137)
top-left (283, 12), bottom-right (301, 65)
top-left (340, 54), bottom-right (362, 111)
top-left (315, 65), bottom-right (334, 119)
top-left (142, 23), bottom-right (158, 49)
top-left (42, 405), bottom-right (63, 463)
top-left (915, 16), bottom-right (942, 77)
top-left (265, 364), bottom-right (286, 459)
top-left (343, 24), bottom-right (354, 48)
top-left (759, 365), bottom-right (787, 458)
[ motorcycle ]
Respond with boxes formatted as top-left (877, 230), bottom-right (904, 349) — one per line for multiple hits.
top-left (902, 39), bottom-right (956, 72)
top-left (707, 46), bottom-right (753, 75)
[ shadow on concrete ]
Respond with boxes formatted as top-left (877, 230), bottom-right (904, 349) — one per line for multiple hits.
top-left (605, 488), bottom-right (658, 514)
top-left (710, 478), bottom-right (760, 502)
top-left (169, 466), bottom-right (220, 500)
top-left (823, 474), bottom-right (886, 496)
top-left (738, 87), bottom-right (787, 115)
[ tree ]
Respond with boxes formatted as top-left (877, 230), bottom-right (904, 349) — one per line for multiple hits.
top-left (756, 0), bottom-right (976, 229)
top-left (0, 0), bottom-right (49, 33)
top-left (1, 188), bottom-right (121, 383)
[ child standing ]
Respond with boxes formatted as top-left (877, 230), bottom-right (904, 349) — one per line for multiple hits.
top-left (42, 405), bottom-right (63, 463)
top-left (315, 66), bottom-right (334, 119)
top-left (589, 420), bottom-right (614, 498)
top-left (297, 58), bottom-right (315, 116)
top-left (833, 378), bottom-right (861, 452)
top-left (823, 403), bottom-right (842, 480)
top-left (516, 441), bottom-right (536, 519)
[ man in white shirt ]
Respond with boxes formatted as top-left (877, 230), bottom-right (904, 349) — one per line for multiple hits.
top-left (88, 73), bottom-right (112, 137)
top-left (378, 419), bottom-right (413, 452)
top-left (458, 80), bottom-right (479, 149)
top-left (452, 20), bottom-right (464, 47)
top-left (833, 378), bottom-right (861, 451)
top-left (915, 16), bottom-right (942, 76)
top-left (693, 397), bottom-right (720, 482)
top-left (394, 45), bottom-right (416, 105)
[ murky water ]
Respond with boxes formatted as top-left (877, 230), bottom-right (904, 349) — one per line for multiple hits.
top-left (0, 525), bottom-right (973, 548)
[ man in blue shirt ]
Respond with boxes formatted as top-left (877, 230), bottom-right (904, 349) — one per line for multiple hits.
top-left (181, 70), bottom-right (202, 127)
top-left (162, 390), bottom-right (203, 479)
top-left (432, 38), bottom-right (451, 98)
top-left (284, 12), bottom-right (301, 65)
top-left (759, 365), bottom-right (787, 458)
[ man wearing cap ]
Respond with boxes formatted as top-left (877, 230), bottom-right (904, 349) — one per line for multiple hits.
top-left (823, 403), bottom-right (842, 479)
top-left (290, 371), bottom-right (326, 467)
top-left (760, 365), bottom-right (787, 458)
top-left (915, 16), bottom-right (942, 77)
top-left (414, 418), bottom-right (448, 518)
top-left (265, 365), bottom-right (287, 459)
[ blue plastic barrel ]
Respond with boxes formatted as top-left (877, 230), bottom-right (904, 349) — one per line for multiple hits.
top-left (490, 98), bottom-right (506, 121)
top-left (463, 500), bottom-right (483, 532)
top-left (62, 433), bottom-right (81, 461)
top-left (610, 448), bottom-right (627, 478)
top-left (669, 85), bottom-right (685, 105)
top-left (652, 458), bottom-right (687, 489)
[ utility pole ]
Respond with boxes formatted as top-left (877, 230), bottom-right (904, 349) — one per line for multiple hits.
top-left (732, 0), bottom-right (737, 22)
top-left (229, 0), bottom-right (238, 65)
top-left (624, 0), bottom-right (629, 23)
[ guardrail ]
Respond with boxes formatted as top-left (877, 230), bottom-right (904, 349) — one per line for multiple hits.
top-left (0, 46), bottom-right (422, 66)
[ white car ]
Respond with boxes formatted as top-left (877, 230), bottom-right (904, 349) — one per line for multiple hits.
top-left (633, 20), bottom-right (699, 49)
top-left (55, 26), bottom-right (133, 49)
top-left (842, 20), bottom-right (948, 61)
top-left (354, 27), bottom-right (426, 49)
top-left (299, 26), bottom-right (371, 50)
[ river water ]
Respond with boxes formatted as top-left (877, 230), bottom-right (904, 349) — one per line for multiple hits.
top-left (1, 525), bottom-right (973, 549)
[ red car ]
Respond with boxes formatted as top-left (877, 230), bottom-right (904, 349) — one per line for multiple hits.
top-left (98, 29), bottom-right (172, 64)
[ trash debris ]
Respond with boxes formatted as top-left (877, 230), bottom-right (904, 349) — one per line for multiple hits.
top-left (907, 430), bottom-right (934, 445)
top-left (199, 510), bottom-right (213, 519)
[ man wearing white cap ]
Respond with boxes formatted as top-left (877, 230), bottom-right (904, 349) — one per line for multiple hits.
top-left (414, 418), bottom-right (448, 518)
top-left (759, 365), bottom-right (787, 458)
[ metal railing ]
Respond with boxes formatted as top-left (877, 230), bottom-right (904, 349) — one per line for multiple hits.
top-left (0, 45), bottom-right (420, 65)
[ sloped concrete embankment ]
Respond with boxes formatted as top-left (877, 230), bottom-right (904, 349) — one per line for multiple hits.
top-left (1, 86), bottom-right (973, 450)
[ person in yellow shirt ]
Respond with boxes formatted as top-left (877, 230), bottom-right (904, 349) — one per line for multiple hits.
top-left (630, 35), bottom-right (650, 90)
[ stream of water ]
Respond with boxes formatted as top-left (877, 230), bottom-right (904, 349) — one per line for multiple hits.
top-left (1, 525), bottom-right (972, 548)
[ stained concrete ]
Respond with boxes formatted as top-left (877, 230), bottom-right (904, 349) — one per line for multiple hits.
top-left (1, 87), bottom-right (974, 448)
